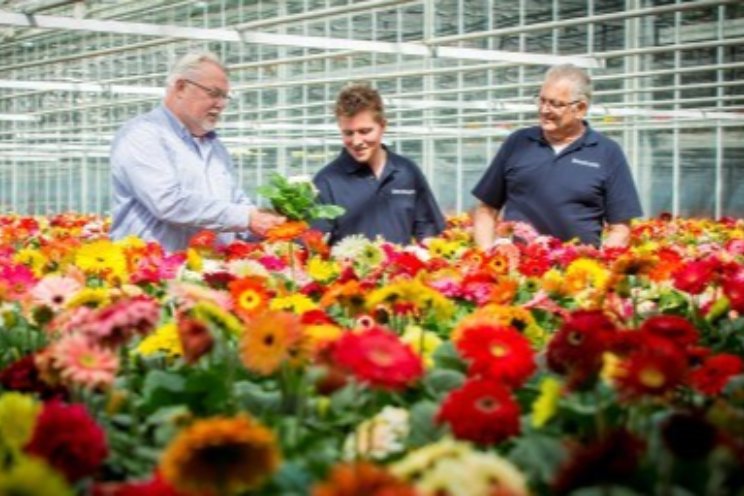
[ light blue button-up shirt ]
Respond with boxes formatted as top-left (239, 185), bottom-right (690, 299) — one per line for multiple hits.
top-left (110, 105), bottom-right (254, 252)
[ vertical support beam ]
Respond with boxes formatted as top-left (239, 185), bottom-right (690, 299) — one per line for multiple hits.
top-left (672, 4), bottom-right (681, 216)
top-left (714, 4), bottom-right (724, 219)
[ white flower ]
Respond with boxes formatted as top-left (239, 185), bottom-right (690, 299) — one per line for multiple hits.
top-left (287, 174), bottom-right (318, 195)
top-left (225, 259), bottom-right (270, 278)
top-left (331, 234), bottom-right (372, 261)
top-left (342, 406), bottom-right (410, 461)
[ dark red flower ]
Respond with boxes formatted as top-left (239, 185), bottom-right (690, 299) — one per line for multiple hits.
top-left (24, 400), bottom-right (108, 482)
top-left (177, 316), bottom-right (214, 364)
top-left (456, 324), bottom-right (535, 387)
top-left (552, 429), bottom-right (645, 495)
top-left (689, 353), bottom-right (743, 396)
top-left (546, 310), bottom-right (617, 389)
top-left (437, 377), bottom-right (520, 445)
top-left (0, 354), bottom-right (67, 400)
top-left (385, 251), bottom-right (426, 277)
top-left (639, 315), bottom-right (699, 350)
top-left (202, 271), bottom-right (236, 290)
top-left (91, 471), bottom-right (201, 496)
top-left (331, 325), bottom-right (423, 391)
top-left (661, 412), bottom-right (718, 460)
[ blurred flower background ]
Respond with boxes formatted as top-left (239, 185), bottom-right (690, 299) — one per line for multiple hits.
top-left (1, 212), bottom-right (744, 495)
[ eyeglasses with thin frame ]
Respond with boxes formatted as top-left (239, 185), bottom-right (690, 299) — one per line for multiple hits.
top-left (534, 95), bottom-right (582, 110)
top-left (183, 79), bottom-right (232, 101)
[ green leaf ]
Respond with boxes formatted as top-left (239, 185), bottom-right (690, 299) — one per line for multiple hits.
top-left (407, 400), bottom-right (446, 447)
top-left (234, 380), bottom-right (281, 416)
top-left (508, 432), bottom-right (566, 485)
top-left (432, 341), bottom-right (467, 372)
top-left (423, 369), bottom-right (465, 397)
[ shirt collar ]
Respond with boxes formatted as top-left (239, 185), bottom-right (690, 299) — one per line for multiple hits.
top-left (339, 144), bottom-right (398, 175)
top-left (526, 120), bottom-right (599, 148)
top-left (159, 105), bottom-right (217, 142)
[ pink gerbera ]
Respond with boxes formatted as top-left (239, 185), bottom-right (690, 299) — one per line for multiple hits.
top-left (51, 334), bottom-right (119, 390)
top-left (30, 275), bottom-right (83, 311)
top-left (0, 263), bottom-right (38, 300)
top-left (80, 296), bottom-right (161, 348)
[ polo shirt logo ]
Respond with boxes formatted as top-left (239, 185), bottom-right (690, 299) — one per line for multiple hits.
top-left (571, 158), bottom-right (601, 168)
top-left (391, 189), bottom-right (416, 195)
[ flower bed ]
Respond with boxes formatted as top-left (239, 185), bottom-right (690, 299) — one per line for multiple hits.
top-left (1, 212), bottom-right (743, 495)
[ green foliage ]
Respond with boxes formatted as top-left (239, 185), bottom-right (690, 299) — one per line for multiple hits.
top-left (256, 174), bottom-right (344, 222)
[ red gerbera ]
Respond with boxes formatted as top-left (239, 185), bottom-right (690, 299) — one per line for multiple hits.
top-left (546, 310), bottom-right (618, 389)
top-left (456, 324), bottom-right (535, 387)
top-left (722, 275), bottom-right (744, 313)
top-left (24, 400), bottom-right (108, 482)
top-left (312, 462), bottom-right (417, 496)
top-left (672, 259), bottom-right (716, 295)
top-left (639, 315), bottom-right (699, 350)
top-left (331, 325), bottom-right (423, 391)
top-left (437, 377), bottom-right (520, 445)
top-left (229, 276), bottom-right (271, 320)
top-left (613, 336), bottom-right (687, 399)
top-left (689, 353), bottom-right (743, 396)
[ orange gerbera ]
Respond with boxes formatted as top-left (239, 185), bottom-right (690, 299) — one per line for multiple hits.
top-left (229, 276), bottom-right (271, 320)
top-left (160, 414), bottom-right (280, 495)
top-left (312, 462), bottom-right (417, 496)
top-left (319, 279), bottom-right (366, 313)
top-left (265, 221), bottom-right (310, 242)
top-left (239, 311), bottom-right (304, 375)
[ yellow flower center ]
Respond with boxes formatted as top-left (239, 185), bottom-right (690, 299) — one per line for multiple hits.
top-left (490, 343), bottom-right (509, 358)
top-left (639, 367), bottom-right (666, 388)
top-left (475, 396), bottom-right (499, 413)
top-left (238, 290), bottom-right (262, 311)
top-left (370, 349), bottom-right (394, 367)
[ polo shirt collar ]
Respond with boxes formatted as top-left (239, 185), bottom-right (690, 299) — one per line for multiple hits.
top-left (339, 144), bottom-right (399, 177)
top-left (527, 120), bottom-right (599, 148)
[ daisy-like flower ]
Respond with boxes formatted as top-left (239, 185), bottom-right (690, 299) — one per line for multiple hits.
top-left (400, 325), bottom-right (443, 369)
top-left (0, 392), bottom-right (41, 451)
top-left (270, 293), bottom-right (318, 314)
top-left (191, 300), bottom-right (244, 337)
top-left (331, 325), bottom-right (424, 391)
top-left (456, 323), bottom-right (535, 388)
top-left (343, 406), bottom-right (410, 461)
top-left (563, 257), bottom-right (610, 294)
top-left (331, 234), bottom-right (371, 261)
top-left (265, 220), bottom-right (310, 242)
top-left (159, 414), bottom-right (280, 495)
top-left (531, 376), bottom-right (563, 428)
top-left (437, 377), bottom-right (521, 445)
top-left (689, 353), bottom-right (743, 396)
top-left (229, 276), bottom-right (271, 319)
top-left (672, 259), bottom-right (716, 295)
top-left (65, 287), bottom-right (111, 309)
top-left (51, 334), bottom-right (119, 390)
top-left (80, 295), bottom-right (161, 348)
top-left (312, 462), bottom-right (416, 496)
top-left (136, 321), bottom-right (183, 358)
top-left (0, 455), bottom-right (74, 496)
top-left (306, 256), bottom-right (340, 283)
top-left (29, 275), bottom-right (83, 311)
top-left (546, 310), bottom-right (618, 389)
top-left (0, 263), bottom-right (38, 300)
top-left (74, 239), bottom-right (128, 283)
top-left (613, 336), bottom-right (687, 399)
top-left (24, 400), bottom-right (108, 482)
top-left (13, 246), bottom-right (49, 277)
top-left (240, 311), bottom-right (303, 375)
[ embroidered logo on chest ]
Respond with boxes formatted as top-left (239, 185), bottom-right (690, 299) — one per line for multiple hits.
top-left (571, 158), bottom-right (601, 168)
top-left (391, 189), bottom-right (415, 195)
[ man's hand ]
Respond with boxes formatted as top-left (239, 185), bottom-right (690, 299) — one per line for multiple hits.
top-left (248, 208), bottom-right (287, 237)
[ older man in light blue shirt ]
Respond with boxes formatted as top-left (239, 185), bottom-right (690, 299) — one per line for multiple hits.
top-left (111, 52), bottom-right (285, 252)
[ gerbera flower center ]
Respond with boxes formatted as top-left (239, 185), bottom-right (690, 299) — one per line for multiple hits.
top-left (370, 348), bottom-right (394, 367)
top-left (239, 290), bottom-right (261, 310)
top-left (475, 396), bottom-right (500, 413)
top-left (567, 331), bottom-right (584, 346)
top-left (263, 334), bottom-right (275, 346)
top-left (639, 367), bottom-right (666, 388)
top-left (490, 343), bottom-right (510, 358)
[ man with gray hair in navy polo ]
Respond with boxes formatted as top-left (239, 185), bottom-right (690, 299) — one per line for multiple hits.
top-left (472, 64), bottom-right (642, 249)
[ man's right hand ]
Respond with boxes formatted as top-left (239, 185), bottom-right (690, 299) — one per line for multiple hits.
top-left (248, 209), bottom-right (287, 237)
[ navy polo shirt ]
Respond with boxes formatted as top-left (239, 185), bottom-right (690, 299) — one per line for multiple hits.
top-left (312, 147), bottom-right (446, 245)
top-left (472, 124), bottom-right (642, 246)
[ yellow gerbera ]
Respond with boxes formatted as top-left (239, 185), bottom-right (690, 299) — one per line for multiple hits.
top-left (0, 455), bottom-right (74, 496)
top-left (160, 414), bottom-right (281, 494)
top-left (401, 325), bottom-right (442, 368)
top-left (13, 247), bottom-right (49, 277)
top-left (0, 392), bottom-right (41, 451)
top-left (564, 258), bottom-right (610, 294)
top-left (65, 287), bottom-right (111, 309)
top-left (270, 293), bottom-right (318, 314)
top-left (74, 240), bottom-right (128, 283)
top-left (136, 321), bottom-right (183, 358)
top-left (531, 376), bottom-right (563, 428)
top-left (306, 256), bottom-right (340, 283)
top-left (191, 300), bottom-right (244, 336)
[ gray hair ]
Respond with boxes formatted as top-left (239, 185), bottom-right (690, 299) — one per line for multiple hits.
top-left (166, 51), bottom-right (227, 87)
top-left (544, 64), bottom-right (592, 103)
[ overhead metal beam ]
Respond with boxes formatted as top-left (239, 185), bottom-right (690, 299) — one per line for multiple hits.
top-left (0, 10), bottom-right (603, 68)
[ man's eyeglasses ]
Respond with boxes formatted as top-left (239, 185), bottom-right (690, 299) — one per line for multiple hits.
top-left (534, 96), bottom-right (581, 110)
top-left (183, 79), bottom-right (232, 101)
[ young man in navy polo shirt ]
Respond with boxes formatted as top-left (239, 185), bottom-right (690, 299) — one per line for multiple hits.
top-left (472, 64), bottom-right (643, 249)
top-left (312, 83), bottom-right (445, 245)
